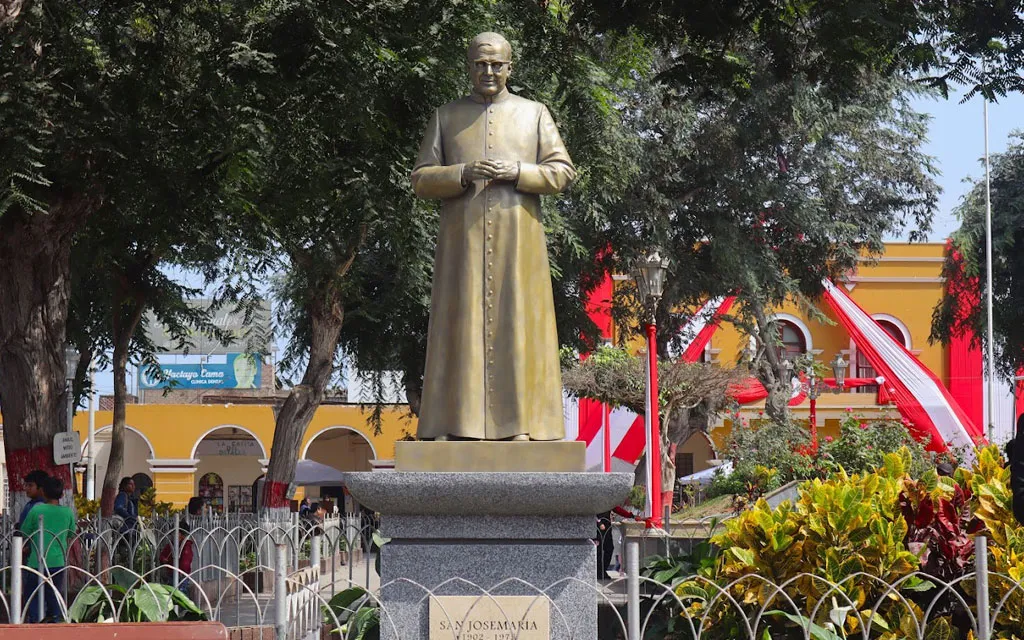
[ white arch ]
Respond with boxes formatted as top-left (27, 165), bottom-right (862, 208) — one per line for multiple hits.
top-left (770, 313), bottom-right (813, 352)
top-left (190, 424), bottom-right (268, 459)
top-left (871, 313), bottom-right (912, 349)
top-left (301, 425), bottom-right (378, 460)
top-left (81, 425), bottom-right (156, 458)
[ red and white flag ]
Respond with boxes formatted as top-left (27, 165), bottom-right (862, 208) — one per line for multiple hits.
top-left (821, 279), bottom-right (984, 459)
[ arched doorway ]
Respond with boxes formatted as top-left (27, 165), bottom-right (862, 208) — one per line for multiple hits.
top-left (86, 427), bottom-right (156, 496)
top-left (198, 472), bottom-right (224, 512)
top-left (302, 427), bottom-right (376, 514)
top-left (192, 426), bottom-right (266, 514)
top-left (132, 472), bottom-right (154, 500)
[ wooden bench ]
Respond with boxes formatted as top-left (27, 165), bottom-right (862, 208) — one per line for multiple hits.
top-left (0, 621), bottom-right (230, 639)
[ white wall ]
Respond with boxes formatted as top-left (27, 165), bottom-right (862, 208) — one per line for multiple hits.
top-left (303, 429), bottom-right (373, 501)
top-left (89, 428), bottom-right (154, 489)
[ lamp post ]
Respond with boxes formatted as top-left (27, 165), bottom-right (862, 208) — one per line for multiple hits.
top-left (87, 360), bottom-right (97, 500)
top-left (632, 250), bottom-right (669, 528)
top-left (64, 345), bottom-right (81, 491)
top-left (787, 353), bottom-right (848, 454)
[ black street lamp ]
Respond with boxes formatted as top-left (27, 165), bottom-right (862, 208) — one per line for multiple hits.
top-left (631, 250), bottom-right (669, 527)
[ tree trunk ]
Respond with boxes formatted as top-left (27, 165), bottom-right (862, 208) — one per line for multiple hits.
top-left (261, 296), bottom-right (344, 519)
top-left (0, 197), bottom-right (95, 513)
top-left (751, 305), bottom-right (791, 424)
top-left (101, 289), bottom-right (146, 516)
top-left (404, 369), bottom-right (422, 417)
top-left (0, 0), bottom-right (24, 27)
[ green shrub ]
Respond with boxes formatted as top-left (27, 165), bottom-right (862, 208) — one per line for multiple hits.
top-left (70, 583), bottom-right (205, 623)
top-left (819, 415), bottom-right (934, 478)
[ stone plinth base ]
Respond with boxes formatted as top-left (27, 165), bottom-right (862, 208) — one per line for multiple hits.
top-left (344, 472), bottom-right (632, 640)
top-left (394, 440), bottom-right (586, 472)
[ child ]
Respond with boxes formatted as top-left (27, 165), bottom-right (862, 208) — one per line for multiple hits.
top-left (20, 476), bottom-right (75, 623)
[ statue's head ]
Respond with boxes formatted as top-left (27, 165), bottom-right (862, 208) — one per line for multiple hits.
top-left (467, 32), bottom-right (512, 98)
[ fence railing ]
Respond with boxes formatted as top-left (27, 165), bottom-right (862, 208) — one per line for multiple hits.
top-left (2, 522), bottom-right (1022, 640)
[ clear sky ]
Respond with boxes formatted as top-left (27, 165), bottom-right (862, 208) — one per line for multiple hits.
top-left (911, 90), bottom-right (1024, 240)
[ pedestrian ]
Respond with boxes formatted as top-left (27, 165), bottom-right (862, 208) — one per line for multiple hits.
top-left (1009, 414), bottom-right (1024, 526)
top-left (187, 496), bottom-right (204, 518)
top-left (159, 521), bottom-right (197, 602)
top-left (20, 476), bottom-right (76, 623)
top-left (113, 477), bottom-right (139, 571)
top-left (595, 511), bottom-right (613, 580)
top-left (299, 496), bottom-right (311, 517)
top-left (936, 461), bottom-right (955, 477)
top-left (16, 470), bottom-right (49, 529)
top-left (113, 477), bottom-right (139, 534)
top-left (303, 502), bottom-right (325, 537)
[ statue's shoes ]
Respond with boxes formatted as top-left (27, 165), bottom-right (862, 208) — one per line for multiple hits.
top-left (510, 434), bottom-right (529, 441)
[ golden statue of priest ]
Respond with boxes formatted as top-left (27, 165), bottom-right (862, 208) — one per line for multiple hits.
top-left (411, 32), bottom-right (576, 441)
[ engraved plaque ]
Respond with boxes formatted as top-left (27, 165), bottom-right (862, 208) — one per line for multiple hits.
top-left (429, 595), bottom-right (550, 640)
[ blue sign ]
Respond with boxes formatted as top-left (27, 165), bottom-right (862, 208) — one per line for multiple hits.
top-left (139, 353), bottom-right (262, 390)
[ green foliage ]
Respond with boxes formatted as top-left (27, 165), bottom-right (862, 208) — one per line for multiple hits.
top-left (628, 485), bottom-right (646, 511)
top-left (575, 1), bottom-right (1024, 102)
top-left (719, 417), bottom-right (818, 488)
top-left (820, 415), bottom-right (936, 479)
top-left (323, 587), bottom-right (379, 640)
top-left (70, 583), bottom-right (205, 623)
top-left (138, 486), bottom-right (180, 518)
top-left (699, 452), bottom-right (924, 639)
top-left (652, 448), bottom-right (1024, 640)
top-left (641, 541), bottom-right (719, 587)
top-left (710, 414), bottom-right (938, 505)
top-left (74, 493), bottom-right (100, 518)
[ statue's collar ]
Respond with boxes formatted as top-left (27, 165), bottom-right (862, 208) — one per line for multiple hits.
top-left (470, 89), bottom-right (511, 104)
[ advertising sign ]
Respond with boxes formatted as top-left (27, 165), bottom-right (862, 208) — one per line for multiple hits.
top-left (139, 353), bottom-right (262, 390)
top-left (145, 299), bottom-right (271, 355)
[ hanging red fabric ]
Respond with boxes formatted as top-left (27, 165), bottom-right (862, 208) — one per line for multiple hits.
top-left (944, 240), bottom-right (985, 428)
top-left (821, 279), bottom-right (984, 459)
top-left (681, 296), bottom-right (735, 362)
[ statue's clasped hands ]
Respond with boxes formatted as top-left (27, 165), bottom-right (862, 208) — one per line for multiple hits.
top-left (462, 159), bottom-right (519, 184)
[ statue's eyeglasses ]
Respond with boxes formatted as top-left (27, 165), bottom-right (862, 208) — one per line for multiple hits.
top-left (474, 61), bottom-right (508, 73)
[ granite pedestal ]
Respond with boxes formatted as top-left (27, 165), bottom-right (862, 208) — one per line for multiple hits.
top-left (344, 471), bottom-right (632, 640)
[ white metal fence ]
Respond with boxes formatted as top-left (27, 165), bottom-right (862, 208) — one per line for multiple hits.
top-left (1, 520), bottom-right (1022, 640)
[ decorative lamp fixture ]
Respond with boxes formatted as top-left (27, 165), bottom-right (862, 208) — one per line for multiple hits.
top-left (830, 353), bottom-right (849, 390)
top-left (632, 250), bottom-right (670, 310)
top-left (65, 345), bottom-right (81, 384)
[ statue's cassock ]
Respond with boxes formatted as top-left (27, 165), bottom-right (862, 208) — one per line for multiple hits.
top-left (411, 89), bottom-right (576, 440)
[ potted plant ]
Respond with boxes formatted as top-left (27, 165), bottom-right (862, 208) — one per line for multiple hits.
top-left (239, 551), bottom-right (263, 593)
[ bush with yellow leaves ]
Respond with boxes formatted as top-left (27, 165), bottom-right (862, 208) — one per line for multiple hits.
top-left (663, 447), bottom-right (1024, 640)
top-left (137, 486), bottom-right (180, 518)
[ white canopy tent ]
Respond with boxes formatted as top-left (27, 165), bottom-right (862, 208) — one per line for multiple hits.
top-left (293, 459), bottom-right (346, 486)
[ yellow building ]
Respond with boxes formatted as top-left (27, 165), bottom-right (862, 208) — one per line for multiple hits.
top-left (70, 403), bottom-right (412, 509)
top-left (608, 242), bottom-right (961, 475)
top-left (0, 242), bottom-right (971, 507)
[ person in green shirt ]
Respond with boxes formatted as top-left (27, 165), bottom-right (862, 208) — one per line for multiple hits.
top-left (19, 476), bottom-right (75, 623)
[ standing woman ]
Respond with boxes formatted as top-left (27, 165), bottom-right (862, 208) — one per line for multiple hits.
top-left (113, 477), bottom-right (139, 571)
